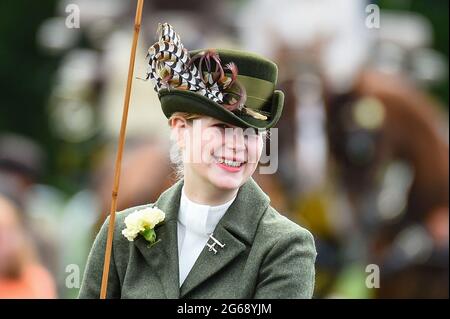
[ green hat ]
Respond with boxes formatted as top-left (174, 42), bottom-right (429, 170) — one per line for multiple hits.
top-left (145, 24), bottom-right (284, 129)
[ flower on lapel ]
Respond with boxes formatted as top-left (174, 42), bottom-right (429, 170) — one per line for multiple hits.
top-left (121, 207), bottom-right (165, 245)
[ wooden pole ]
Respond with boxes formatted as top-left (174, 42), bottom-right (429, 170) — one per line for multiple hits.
top-left (99, 0), bottom-right (145, 299)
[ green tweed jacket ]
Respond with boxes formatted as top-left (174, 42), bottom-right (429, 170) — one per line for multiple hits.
top-left (78, 178), bottom-right (317, 299)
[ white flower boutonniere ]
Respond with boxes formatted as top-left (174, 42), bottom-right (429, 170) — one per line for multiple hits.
top-left (121, 206), bottom-right (165, 245)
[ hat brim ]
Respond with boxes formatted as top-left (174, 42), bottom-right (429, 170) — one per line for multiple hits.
top-left (159, 89), bottom-right (284, 129)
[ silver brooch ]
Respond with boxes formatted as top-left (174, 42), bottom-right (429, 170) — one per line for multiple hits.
top-left (207, 234), bottom-right (225, 254)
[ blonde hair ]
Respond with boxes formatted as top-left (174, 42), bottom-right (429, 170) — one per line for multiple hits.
top-left (168, 112), bottom-right (202, 179)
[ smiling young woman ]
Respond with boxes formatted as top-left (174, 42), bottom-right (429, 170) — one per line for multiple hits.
top-left (79, 23), bottom-right (316, 299)
top-left (169, 112), bottom-right (265, 204)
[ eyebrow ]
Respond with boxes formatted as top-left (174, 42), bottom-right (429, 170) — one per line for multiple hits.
top-left (211, 122), bottom-right (261, 136)
top-left (211, 121), bottom-right (235, 128)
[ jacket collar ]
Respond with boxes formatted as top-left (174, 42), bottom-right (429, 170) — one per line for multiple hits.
top-left (133, 177), bottom-right (270, 298)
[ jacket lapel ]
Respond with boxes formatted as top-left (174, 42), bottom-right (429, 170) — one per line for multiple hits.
top-left (180, 178), bottom-right (270, 297)
top-left (133, 179), bottom-right (183, 298)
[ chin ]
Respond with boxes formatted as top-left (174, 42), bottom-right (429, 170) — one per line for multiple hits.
top-left (206, 164), bottom-right (254, 190)
top-left (208, 175), bottom-right (243, 190)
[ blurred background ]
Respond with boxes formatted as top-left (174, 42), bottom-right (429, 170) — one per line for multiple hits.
top-left (0, 0), bottom-right (448, 298)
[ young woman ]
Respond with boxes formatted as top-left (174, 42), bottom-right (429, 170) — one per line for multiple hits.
top-left (79, 23), bottom-right (316, 299)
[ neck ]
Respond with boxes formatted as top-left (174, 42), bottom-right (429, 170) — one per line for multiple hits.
top-left (183, 171), bottom-right (238, 206)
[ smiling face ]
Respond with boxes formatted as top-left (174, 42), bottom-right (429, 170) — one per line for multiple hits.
top-left (170, 114), bottom-right (264, 196)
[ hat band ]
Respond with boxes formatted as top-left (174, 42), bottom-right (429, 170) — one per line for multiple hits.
top-left (235, 74), bottom-right (275, 110)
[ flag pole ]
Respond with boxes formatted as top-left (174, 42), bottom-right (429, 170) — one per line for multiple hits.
top-left (100, 0), bottom-right (145, 299)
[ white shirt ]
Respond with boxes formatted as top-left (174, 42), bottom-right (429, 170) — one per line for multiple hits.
top-left (177, 187), bottom-right (236, 287)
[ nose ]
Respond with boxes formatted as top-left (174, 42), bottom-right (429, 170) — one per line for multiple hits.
top-left (224, 128), bottom-right (246, 152)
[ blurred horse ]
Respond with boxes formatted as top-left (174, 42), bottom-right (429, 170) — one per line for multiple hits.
top-left (277, 65), bottom-right (448, 297)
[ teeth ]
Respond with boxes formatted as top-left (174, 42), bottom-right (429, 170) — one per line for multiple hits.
top-left (217, 158), bottom-right (242, 167)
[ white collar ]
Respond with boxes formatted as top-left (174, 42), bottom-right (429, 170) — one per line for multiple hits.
top-left (178, 186), bottom-right (236, 235)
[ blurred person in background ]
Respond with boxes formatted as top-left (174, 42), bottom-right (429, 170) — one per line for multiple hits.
top-left (0, 134), bottom-right (45, 203)
top-left (0, 134), bottom-right (62, 295)
top-left (0, 191), bottom-right (57, 298)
